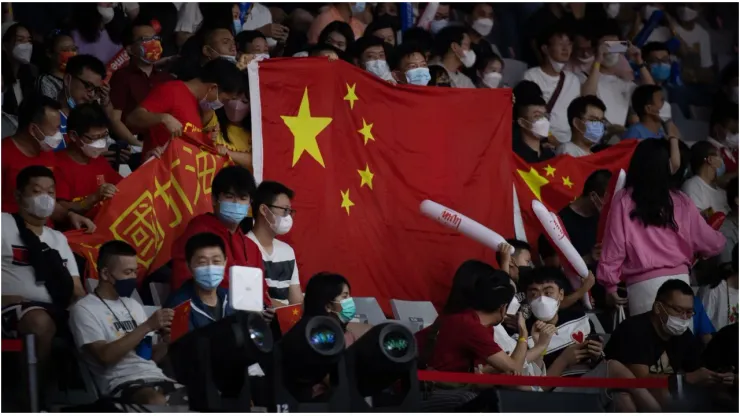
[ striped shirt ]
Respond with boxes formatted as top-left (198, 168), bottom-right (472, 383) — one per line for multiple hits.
top-left (247, 231), bottom-right (299, 305)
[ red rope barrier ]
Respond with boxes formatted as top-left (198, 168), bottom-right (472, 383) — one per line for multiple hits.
top-left (418, 370), bottom-right (669, 389)
top-left (1, 339), bottom-right (23, 353)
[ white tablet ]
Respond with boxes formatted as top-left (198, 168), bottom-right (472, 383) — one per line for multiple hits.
top-left (229, 266), bottom-right (264, 312)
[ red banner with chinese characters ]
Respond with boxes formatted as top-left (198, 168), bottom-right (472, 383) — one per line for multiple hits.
top-left (64, 137), bottom-right (229, 281)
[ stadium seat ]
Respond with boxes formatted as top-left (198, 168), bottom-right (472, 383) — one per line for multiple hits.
top-left (496, 389), bottom-right (605, 412)
top-left (390, 300), bottom-right (438, 333)
top-left (502, 58), bottom-right (528, 88)
top-left (689, 105), bottom-right (712, 123)
top-left (150, 282), bottom-right (171, 307)
top-left (352, 297), bottom-right (387, 325)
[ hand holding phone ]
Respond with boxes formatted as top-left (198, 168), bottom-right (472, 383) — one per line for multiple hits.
top-left (605, 40), bottom-right (629, 54)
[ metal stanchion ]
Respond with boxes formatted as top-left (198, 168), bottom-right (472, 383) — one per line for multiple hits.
top-left (25, 334), bottom-right (39, 413)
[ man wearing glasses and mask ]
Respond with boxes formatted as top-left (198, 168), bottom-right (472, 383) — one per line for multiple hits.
top-left (57, 54), bottom-right (108, 151)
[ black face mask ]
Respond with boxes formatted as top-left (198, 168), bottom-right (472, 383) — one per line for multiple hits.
top-left (114, 278), bottom-right (137, 297)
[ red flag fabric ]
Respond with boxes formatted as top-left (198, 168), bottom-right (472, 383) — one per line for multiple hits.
top-left (513, 140), bottom-right (639, 252)
top-left (64, 137), bottom-right (230, 281)
top-left (169, 300), bottom-right (192, 342)
top-left (275, 304), bottom-right (303, 334)
top-left (249, 58), bottom-right (514, 312)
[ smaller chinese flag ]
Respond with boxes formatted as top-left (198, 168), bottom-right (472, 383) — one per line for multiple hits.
top-left (275, 304), bottom-right (303, 334)
top-left (169, 300), bottom-right (191, 342)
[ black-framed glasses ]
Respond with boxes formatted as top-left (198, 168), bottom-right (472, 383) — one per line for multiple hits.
top-left (661, 302), bottom-right (695, 319)
top-left (269, 204), bottom-right (296, 217)
top-left (74, 76), bottom-right (102, 96)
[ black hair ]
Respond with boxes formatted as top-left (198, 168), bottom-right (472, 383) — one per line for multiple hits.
top-left (251, 181), bottom-right (294, 218)
top-left (212, 165), bottom-right (257, 200)
top-left (67, 102), bottom-right (109, 137)
top-left (443, 260), bottom-right (496, 314)
top-left (470, 270), bottom-right (515, 313)
top-left (97, 240), bottom-right (137, 272)
top-left (595, 18), bottom-right (621, 41)
top-left (352, 35), bottom-right (389, 62)
top-left (236, 30), bottom-right (267, 54)
top-left (41, 30), bottom-right (74, 72)
top-left (536, 20), bottom-right (572, 50)
top-left (185, 232), bottom-right (226, 263)
top-left (389, 42), bottom-right (427, 71)
top-left (655, 279), bottom-right (694, 302)
top-left (17, 94), bottom-right (62, 131)
top-left (122, 15), bottom-right (155, 47)
top-left (364, 14), bottom-right (398, 44)
top-left (626, 139), bottom-right (678, 231)
top-left (215, 71), bottom-right (251, 144)
top-left (523, 266), bottom-right (567, 291)
top-left (303, 272), bottom-right (350, 318)
top-left (318, 20), bottom-right (355, 51)
top-left (689, 141), bottom-right (717, 173)
top-left (642, 41), bottom-right (670, 59)
top-left (473, 52), bottom-right (504, 78)
top-left (513, 80), bottom-right (545, 119)
top-left (71, 3), bottom-right (105, 44)
top-left (401, 27), bottom-right (433, 54)
top-left (432, 25), bottom-right (467, 58)
top-left (16, 165), bottom-right (55, 193)
top-left (631, 84), bottom-right (663, 119)
top-left (494, 239), bottom-right (531, 268)
top-left (582, 169), bottom-right (612, 197)
top-left (427, 65), bottom-right (451, 87)
top-left (567, 95), bottom-right (607, 130)
top-left (65, 54), bottom-right (106, 79)
top-left (727, 176), bottom-right (738, 212)
top-left (2, 23), bottom-right (31, 85)
top-left (308, 43), bottom-right (350, 63)
top-left (198, 58), bottom-right (243, 94)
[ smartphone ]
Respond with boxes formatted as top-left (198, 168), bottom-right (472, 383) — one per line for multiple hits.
top-left (586, 333), bottom-right (602, 343)
top-left (605, 40), bottom-right (629, 54)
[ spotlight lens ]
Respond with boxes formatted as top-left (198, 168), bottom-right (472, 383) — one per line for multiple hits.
top-left (309, 327), bottom-right (337, 351)
top-left (382, 334), bottom-right (409, 358)
top-left (249, 328), bottom-right (265, 348)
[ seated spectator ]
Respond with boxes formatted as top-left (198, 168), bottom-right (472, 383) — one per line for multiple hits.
top-left (58, 54), bottom-right (108, 150)
top-left (719, 178), bottom-right (738, 263)
top-left (316, 20), bottom-right (356, 53)
top-left (672, 5), bottom-right (713, 85)
top-left (236, 30), bottom-right (270, 59)
top-left (2, 166), bottom-right (85, 365)
top-left (389, 42), bottom-right (429, 86)
top-left (36, 30), bottom-right (77, 100)
top-left (171, 166), bottom-right (266, 301)
top-left (214, 72), bottom-right (252, 170)
top-left (699, 245), bottom-right (738, 331)
top-left (708, 104), bottom-right (739, 175)
top-left (622, 84), bottom-right (671, 140)
top-left (581, 20), bottom-right (655, 128)
top-left (429, 26), bottom-right (476, 89)
top-left (363, 14), bottom-right (397, 46)
top-left (69, 240), bottom-right (185, 405)
top-left (247, 181), bottom-right (302, 306)
top-left (166, 232), bottom-right (233, 329)
top-left (523, 22), bottom-right (580, 143)
top-left (512, 92), bottom-right (555, 163)
top-left (558, 95), bottom-right (607, 156)
top-left (604, 279), bottom-right (735, 411)
top-left (642, 42), bottom-right (673, 88)
top-left (354, 36), bottom-right (392, 82)
top-left (462, 3), bottom-right (499, 59)
top-left (201, 26), bottom-right (237, 63)
top-left (423, 3), bottom-right (451, 35)
top-left (110, 17), bottom-right (172, 148)
top-left (308, 4), bottom-right (366, 46)
top-left (682, 141), bottom-right (730, 216)
top-left (473, 53), bottom-right (504, 89)
top-left (427, 65), bottom-right (452, 87)
top-left (1, 23), bottom-right (36, 116)
top-left (303, 272), bottom-right (371, 345)
top-left (54, 102), bottom-right (122, 219)
top-left (127, 58), bottom-right (242, 158)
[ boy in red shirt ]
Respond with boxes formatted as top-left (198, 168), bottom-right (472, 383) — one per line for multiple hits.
top-left (55, 102), bottom-right (122, 219)
top-left (125, 58), bottom-right (243, 157)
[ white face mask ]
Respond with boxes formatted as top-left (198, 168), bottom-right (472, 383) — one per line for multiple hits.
top-left (23, 193), bottom-right (56, 219)
top-left (460, 49), bottom-right (476, 68)
top-left (658, 101), bottom-right (672, 122)
top-left (472, 18), bottom-right (494, 37)
top-left (726, 132), bottom-right (739, 148)
top-left (34, 126), bottom-right (64, 151)
top-left (365, 59), bottom-right (391, 79)
top-left (530, 295), bottom-right (559, 321)
top-left (605, 3), bottom-right (621, 19)
top-left (266, 209), bottom-right (293, 235)
top-left (527, 117), bottom-right (551, 139)
top-left (255, 53), bottom-right (270, 61)
top-left (430, 19), bottom-right (449, 35)
top-left (98, 6), bottom-right (115, 24)
top-left (81, 138), bottom-right (108, 158)
top-left (602, 52), bottom-right (620, 68)
top-left (643, 5), bottom-right (660, 21)
top-left (549, 56), bottom-right (566, 73)
top-left (678, 6), bottom-right (698, 23)
top-left (578, 55), bottom-right (595, 66)
top-left (482, 72), bottom-right (502, 88)
top-left (659, 304), bottom-right (690, 336)
top-left (12, 43), bottom-right (33, 64)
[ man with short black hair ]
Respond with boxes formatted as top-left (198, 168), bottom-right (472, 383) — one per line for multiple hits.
top-left (248, 181), bottom-right (302, 306)
top-left (354, 35), bottom-right (393, 82)
top-left (496, 239), bottom-right (533, 285)
top-left (512, 91), bottom-right (555, 163)
top-left (682, 141), bottom-right (731, 216)
top-left (363, 14), bottom-right (397, 46)
top-left (623, 84), bottom-right (668, 140)
top-left (429, 26), bottom-right (476, 89)
top-left (558, 95), bottom-right (608, 157)
top-left (642, 42), bottom-right (673, 87)
top-left (59, 55), bottom-right (108, 149)
top-left (389, 42), bottom-right (429, 86)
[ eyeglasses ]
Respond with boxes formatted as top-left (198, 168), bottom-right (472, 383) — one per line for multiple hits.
top-left (661, 302), bottom-right (695, 319)
top-left (269, 204), bottom-right (296, 217)
top-left (74, 76), bottom-right (103, 96)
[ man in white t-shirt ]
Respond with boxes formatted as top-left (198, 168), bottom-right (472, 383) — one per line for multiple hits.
top-left (671, 6), bottom-right (713, 85)
top-left (682, 141), bottom-right (731, 216)
top-left (581, 21), bottom-right (655, 128)
top-left (248, 181), bottom-right (302, 306)
top-left (428, 26), bottom-right (476, 89)
top-left (523, 23), bottom-right (581, 144)
top-left (69, 240), bottom-right (185, 404)
top-left (557, 95), bottom-right (607, 157)
top-left (1, 165), bottom-right (85, 363)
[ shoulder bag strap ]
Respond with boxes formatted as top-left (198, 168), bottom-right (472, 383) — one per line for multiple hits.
top-left (546, 72), bottom-right (567, 114)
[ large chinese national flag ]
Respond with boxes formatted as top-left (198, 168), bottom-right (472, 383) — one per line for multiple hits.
top-left (249, 58), bottom-right (514, 312)
top-left (513, 140), bottom-right (639, 251)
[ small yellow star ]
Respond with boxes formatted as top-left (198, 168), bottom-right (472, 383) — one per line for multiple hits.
top-left (291, 308), bottom-right (299, 316)
top-left (343, 83), bottom-right (359, 110)
top-left (357, 163), bottom-right (374, 190)
top-left (281, 87), bottom-right (333, 167)
top-left (340, 189), bottom-right (355, 215)
top-left (562, 176), bottom-right (574, 189)
top-left (517, 167), bottom-right (550, 201)
top-left (543, 165), bottom-right (556, 177)
top-left (357, 118), bottom-right (375, 145)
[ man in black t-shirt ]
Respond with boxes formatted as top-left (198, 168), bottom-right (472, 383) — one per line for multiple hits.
top-left (605, 279), bottom-right (736, 411)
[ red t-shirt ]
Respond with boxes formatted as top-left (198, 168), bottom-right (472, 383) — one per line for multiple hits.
top-left (54, 151), bottom-right (123, 218)
top-left (1, 138), bottom-right (58, 213)
top-left (414, 309), bottom-right (502, 372)
top-left (139, 80), bottom-right (204, 155)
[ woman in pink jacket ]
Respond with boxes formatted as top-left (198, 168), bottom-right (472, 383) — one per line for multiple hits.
top-left (598, 140), bottom-right (725, 316)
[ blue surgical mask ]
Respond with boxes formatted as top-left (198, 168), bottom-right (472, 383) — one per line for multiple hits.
top-left (218, 200), bottom-right (249, 224)
top-left (716, 158), bottom-right (726, 178)
top-left (406, 67), bottom-right (431, 86)
top-left (114, 278), bottom-right (137, 297)
top-left (583, 120), bottom-right (605, 143)
top-left (650, 63), bottom-right (671, 82)
top-left (351, 2), bottom-right (366, 14)
top-left (334, 297), bottom-right (356, 323)
top-left (193, 265), bottom-right (226, 290)
top-left (67, 96), bottom-right (76, 109)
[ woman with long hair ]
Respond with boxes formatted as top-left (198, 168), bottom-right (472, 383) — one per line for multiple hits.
top-left (302, 272), bottom-right (371, 345)
top-left (1, 23), bottom-right (36, 116)
top-left (214, 72), bottom-right (253, 171)
top-left (597, 139), bottom-right (725, 315)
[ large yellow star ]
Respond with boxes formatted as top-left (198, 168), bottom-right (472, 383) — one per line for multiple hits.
top-left (517, 167), bottom-right (550, 201)
top-left (562, 176), bottom-right (574, 189)
top-left (340, 189), bottom-right (355, 215)
top-left (358, 163), bottom-right (374, 190)
top-left (543, 165), bottom-right (556, 177)
top-left (357, 118), bottom-right (375, 145)
top-left (281, 87), bottom-right (333, 167)
top-left (343, 83), bottom-right (359, 109)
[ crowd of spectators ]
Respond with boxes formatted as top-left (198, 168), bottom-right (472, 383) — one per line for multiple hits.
top-left (0, 2), bottom-right (738, 412)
